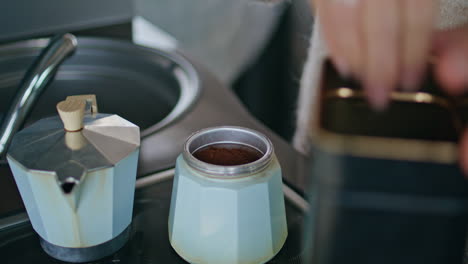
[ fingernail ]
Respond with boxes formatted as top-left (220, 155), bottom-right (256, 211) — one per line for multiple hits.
top-left (401, 69), bottom-right (424, 91)
top-left (366, 83), bottom-right (390, 111)
top-left (334, 58), bottom-right (351, 78)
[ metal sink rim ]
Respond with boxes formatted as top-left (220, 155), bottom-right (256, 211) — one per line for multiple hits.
top-left (0, 37), bottom-right (201, 137)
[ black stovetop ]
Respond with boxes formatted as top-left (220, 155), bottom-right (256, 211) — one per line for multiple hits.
top-left (0, 176), bottom-right (306, 264)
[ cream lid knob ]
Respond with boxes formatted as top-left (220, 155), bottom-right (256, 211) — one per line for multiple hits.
top-left (57, 94), bottom-right (98, 132)
top-left (65, 132), bottom-right (87, 150)
top-left (66, 94), bottom-right (98, 113)
top-left (57, 99), bottom-right (86, 132)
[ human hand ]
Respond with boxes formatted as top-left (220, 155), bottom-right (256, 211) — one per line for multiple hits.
top-left (312, 0), bottom-right (468, 175)
top-left (312, 0), bottom-right (436, 110)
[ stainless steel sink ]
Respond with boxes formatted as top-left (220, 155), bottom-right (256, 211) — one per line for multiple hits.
top-left (0, 38), bottom-right (199, 133)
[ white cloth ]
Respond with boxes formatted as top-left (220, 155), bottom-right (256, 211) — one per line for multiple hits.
top-left (293, 0), bottom-right (468, 154)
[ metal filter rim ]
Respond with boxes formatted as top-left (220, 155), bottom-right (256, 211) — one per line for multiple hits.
top-left (183, 126), bottom-right (274, 177)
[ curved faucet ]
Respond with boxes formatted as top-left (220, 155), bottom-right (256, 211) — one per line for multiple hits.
top-left (0, 33), bottom-right (78, 157)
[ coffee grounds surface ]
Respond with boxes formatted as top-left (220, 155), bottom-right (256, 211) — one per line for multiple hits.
top-left (192, 143), bottom-right (263, 166)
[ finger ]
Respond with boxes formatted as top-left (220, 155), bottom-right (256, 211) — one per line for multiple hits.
top-left (434, 27), bottom-right (468, 95)
top-left (315, 0), bottom-right (350, 75)
top-left (401, 0), bottom-right (435, 91)
top-left (363, 0), bottom-right (401, 110)
top-left (435, 48), bottom-right (468, 94)
top-left (459, 130), bottom-right (468, 177)
top-left (327, 0), bottom-right (365, 78)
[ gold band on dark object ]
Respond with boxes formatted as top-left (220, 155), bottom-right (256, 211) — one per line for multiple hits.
top-left (313, 87), bottom-right (460, 164)
top-left (324, 87), bottom-right (450, 108)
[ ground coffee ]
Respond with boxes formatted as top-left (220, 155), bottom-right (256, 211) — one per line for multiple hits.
top-left (193, 143), bottom-right (263, 166)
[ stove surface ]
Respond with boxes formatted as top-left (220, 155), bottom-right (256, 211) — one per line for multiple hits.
top-left (0, 174), bottom-right (306, 264)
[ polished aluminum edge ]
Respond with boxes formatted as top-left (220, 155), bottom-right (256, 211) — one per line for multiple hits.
top-left (7, 114), bottom-right (140, 179)
top-left (182, 126), bottom-right (274, 177)
top-left (39, 226), bottom-right (131, 263)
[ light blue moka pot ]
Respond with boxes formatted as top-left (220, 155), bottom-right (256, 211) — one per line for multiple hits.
top-left (6, 95), bottom-right (140, 263)
top-left (169, 126), bottom-right (288, 264)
